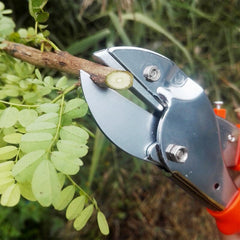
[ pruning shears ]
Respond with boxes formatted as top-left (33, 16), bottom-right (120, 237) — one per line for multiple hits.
top-left (80, 47), bottom-right (240, 235)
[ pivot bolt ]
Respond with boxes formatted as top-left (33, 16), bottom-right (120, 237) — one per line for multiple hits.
top-left (143, 65), bottom-right (161, 82)
top-left (166, 144), bottom-right (188, 163)
top-left (228, 134), bottom-right (236, 143)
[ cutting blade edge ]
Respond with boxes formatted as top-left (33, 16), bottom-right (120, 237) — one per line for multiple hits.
top-left (80, 70), bottom-right (159, 163)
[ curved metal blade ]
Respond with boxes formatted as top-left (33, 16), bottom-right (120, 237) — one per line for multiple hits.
top-left (80, 70), bottom-right (159, 163)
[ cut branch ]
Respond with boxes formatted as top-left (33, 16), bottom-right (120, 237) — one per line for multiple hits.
top-left (1, 40), bottom-right (122, 87)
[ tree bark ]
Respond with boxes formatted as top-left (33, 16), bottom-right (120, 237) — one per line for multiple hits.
top-left (1, 40), bottom-right (116, 86)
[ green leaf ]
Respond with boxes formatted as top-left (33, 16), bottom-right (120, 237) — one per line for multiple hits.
top-left (43, 76), bottom-right (53, 88)
top-left (57, 140), bottom-right (88, 158)
top-left (66, 195), bottom-right (86, 220)
top-left (0, 107), bottom-right (19, 128)
top-left (109, 12), bottom-right (132, 45)
top-left (0, 146), bottom-right (18, 161)
top-left (20, 132), bottom-right (52, 153)
top-left (88, 128), bottom-right (108, 188)
top-left (56, 76), bottom-right (68, 90)
top-left (3, 127), bottom-right (15, 136)
top-left (32, 160), bottom-right (61, 206)
top-left (0, 178), bottom-right (14, 194)
top-left (18, 109), bottom-right (38, 127)
top-left (64, 98), bottom-right (88, 119)
top-left (60, 126), bottom-right (89, 145)
top-left (66, 29), bottom-right (110, 55)
top-left (1, 183), bottom-right (20, 207)
top-left (35, 112), bottom-right (58, 124)
top-left (0, 16), bottom-right (15, 38)
top-left (73, 204), bottom-right (94, 231)
top-left (53, 185), bottom-right (75, 210)
top-left (51, 151), bottom-right (82, 175)
top-left (18, 182), bottom-right (36, 201)
top-left (35, 69), bottom-right (42, 81)
top-left (28, 0), bottom-right (48, 21)
top-left (122, 12), bottom-right (193, 67)
top-left (0, 2), bottom-right (5, 11)
top-left (26, 122), bottom-right (56, 135)
top-left (97, 211), bottom-right (110, 235)
top-left (36, 11), bottom-right (49, 23)
top-left (0, 171), bottom-right (12, 179)
top-left (0, 161), bottom-right (14, 172)
top-left (3, 133), bottom-right (22, 144)
top-left (58, 172), bottom-right (65, 189)
top-left (38, 103), bottom-right (60, 113)
top-left (12, 150), bottom-right (45, 182)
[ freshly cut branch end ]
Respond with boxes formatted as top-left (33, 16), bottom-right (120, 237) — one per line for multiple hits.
top-left (104, 71), bottom-right (134, 90)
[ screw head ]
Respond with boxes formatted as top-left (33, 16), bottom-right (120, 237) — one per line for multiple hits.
top-left (214, 101), bottom-right (224, 109)
top-left (143, 65), bottom-right (161, 82)
top-left (166, 144), bottom-right (188, 163)
top-left (228, 134), bottom-right (236, 143)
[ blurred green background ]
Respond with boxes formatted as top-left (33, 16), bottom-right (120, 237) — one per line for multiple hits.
top-left (2, 0), bottom-right (240, 239)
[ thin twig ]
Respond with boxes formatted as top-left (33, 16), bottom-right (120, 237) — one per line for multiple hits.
top-left (1, 40), bottom-right (115, 86)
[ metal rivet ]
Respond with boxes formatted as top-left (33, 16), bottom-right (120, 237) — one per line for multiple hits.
top-left (166, 144), bottom-right (188, 163)
top-left (143, 65), bottom-right (161, 82)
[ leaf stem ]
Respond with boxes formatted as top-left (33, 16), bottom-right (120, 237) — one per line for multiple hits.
top-left (47, 94), bottom-right (65, 155)
top-left (51, 84), bottom-right (77, 104)
top-left (66, 175), bottom-right (99, 210)
top-left (0, 100), bottom-right (39, 108)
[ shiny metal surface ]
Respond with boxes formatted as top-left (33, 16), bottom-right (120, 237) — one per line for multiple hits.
top-left (81, 46), bottom-right (239, 210)
top-left (80, 70), bottom-right (159, 164)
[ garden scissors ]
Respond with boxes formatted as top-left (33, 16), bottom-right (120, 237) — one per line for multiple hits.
top-left (80, 47), bottom-right (240, 235)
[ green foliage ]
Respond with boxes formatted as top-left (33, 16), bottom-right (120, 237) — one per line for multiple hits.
top-left (0, 2), bottom-right (15, 41)
top-left (97, 211), bottom-right (110, 235)
top-left (0, 0), bottom-right (109, 236)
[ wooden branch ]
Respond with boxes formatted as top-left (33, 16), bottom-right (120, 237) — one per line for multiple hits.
top-left (1, 40), bottom-right (116, 86)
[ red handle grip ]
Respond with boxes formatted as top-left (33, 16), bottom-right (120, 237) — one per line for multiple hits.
top-left (207, 190), bottom-right (240, 235)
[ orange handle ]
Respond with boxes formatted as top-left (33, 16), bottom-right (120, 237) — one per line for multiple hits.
top-left (207, 119), bottom-right (240, 235)
top-left (207, 190), bottom-right (240, 235)
top-left (213, 108), bottom-right (226, 119)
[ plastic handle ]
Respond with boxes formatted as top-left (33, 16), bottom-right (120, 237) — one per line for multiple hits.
top-left (207, 123), bottom-right (240, 235)
top-left (214, 108), bottom-right (226, 119)
top-left (207, 190), bottom-right (240, 235)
